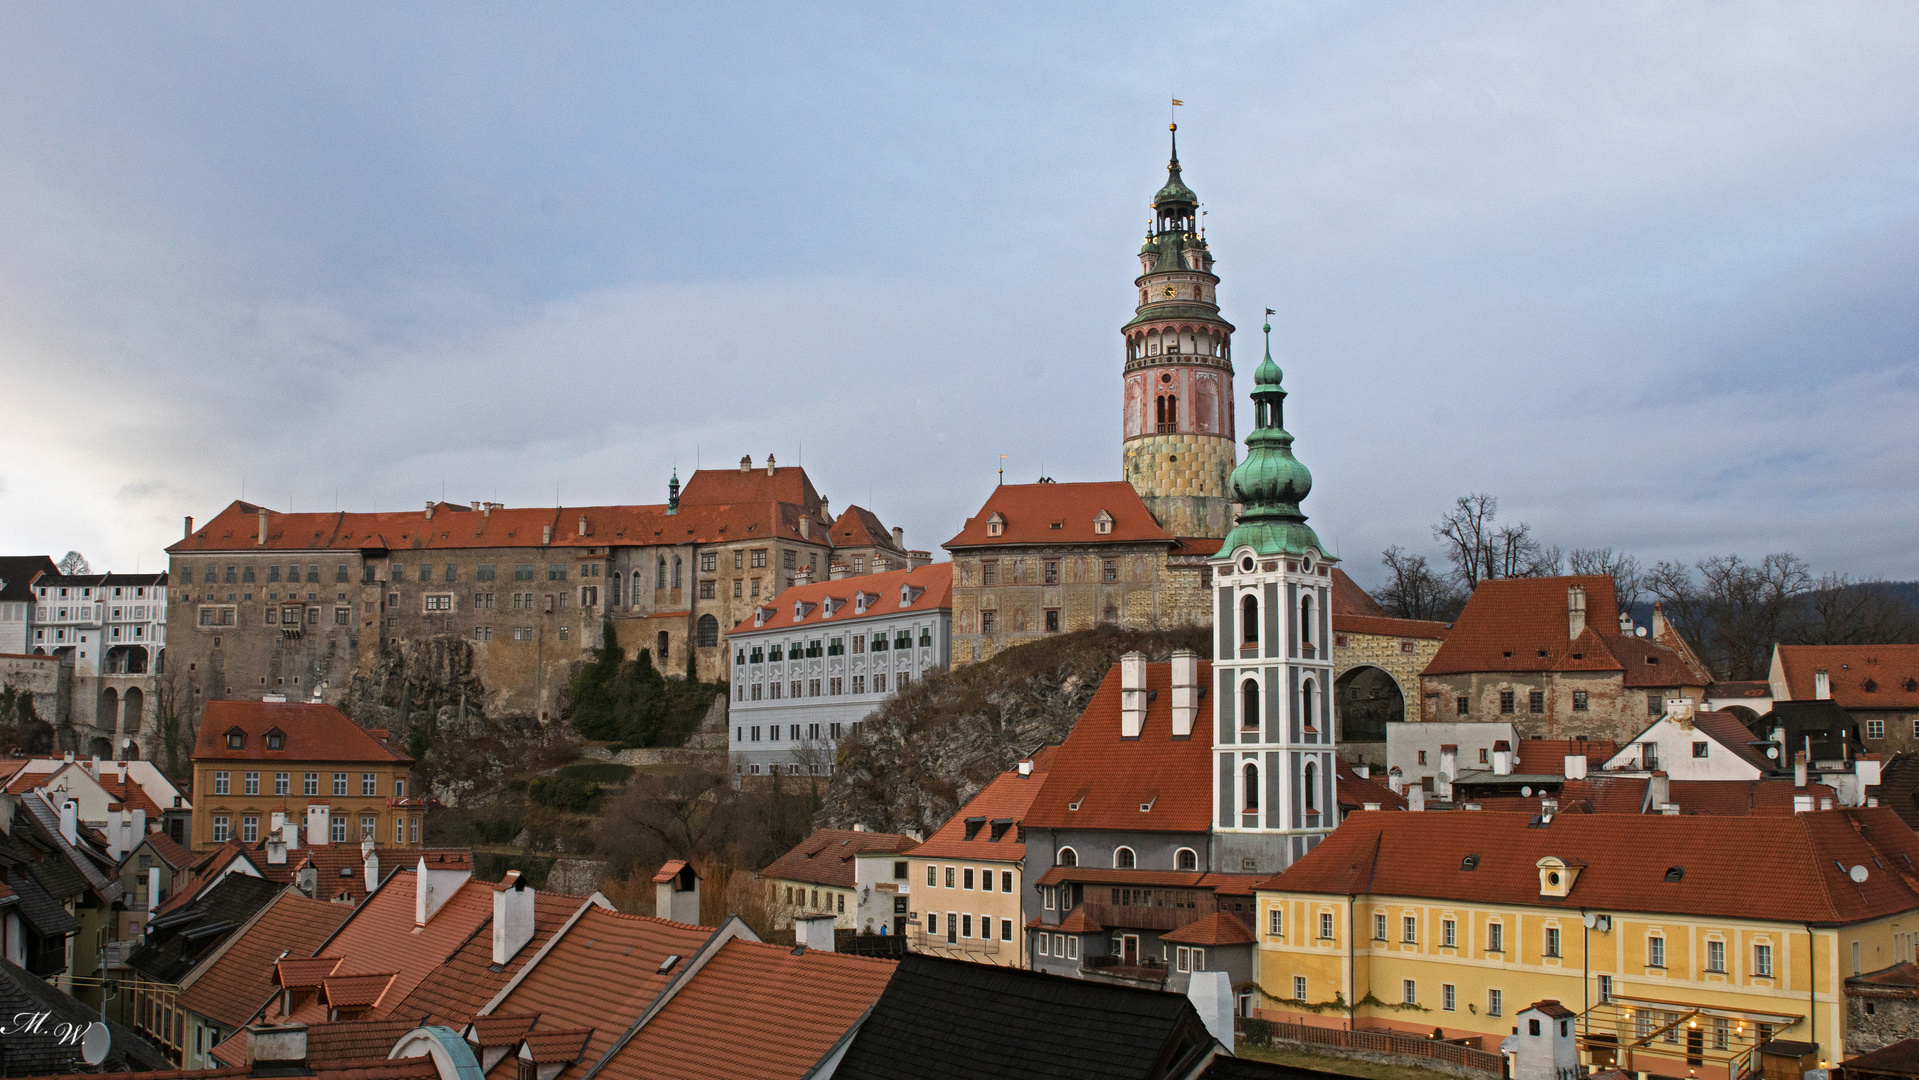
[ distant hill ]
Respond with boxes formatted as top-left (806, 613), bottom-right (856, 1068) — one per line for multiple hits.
top-left (820, 625), bottom-right (1210, 836)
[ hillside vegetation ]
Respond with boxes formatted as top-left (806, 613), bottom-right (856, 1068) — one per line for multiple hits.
top-left (820, 625), bottom-right (1211, 836)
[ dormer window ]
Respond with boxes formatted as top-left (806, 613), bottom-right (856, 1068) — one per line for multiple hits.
top-left (225, 729), bottom-right (246, 750)
top-left (1536, 857), bottom-right (1581, 898)
top-left (854, 591), bottom-right (874, 614)
top-left (985, 512), bottom-right (1005, 538)
top-left (793, 600), bottom-right (816, 620)
top-left (1093, 510), bottom-right (1114, 535)
top-left (264, 729), bottom-right (285, 751)
top-left (900, 585), bottom-right (923, 607)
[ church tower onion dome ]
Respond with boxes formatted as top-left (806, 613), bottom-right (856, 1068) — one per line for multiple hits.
top-left (1220, 320), bottom-right (1322, 557)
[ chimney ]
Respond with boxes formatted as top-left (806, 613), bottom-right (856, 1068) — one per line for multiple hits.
top-left (1363, 801), bottom-right (1382, 811)
top-left (184, 515), bottom-right (194, 538)
top-left (798, 516), bottom-right (810, 540)
top-left (1564, 752), bottom-right (1589, 781)
top-left (1859, 755), bottom-right (1883, 788)
top-left (147, 865), bottom-right (161, 913)
top-left (851, 823), bottom-right (866, 831)
top-left (1540, 798), bottom-right (1558, 822)
top-left (106, 810), bottom-right (125, 861)
top-left (819, 496), bottom-right (829, 521)
top-left (1437, 744), bottom-right (1458, 799)
top-left (1018, 759), bottom-right (1033, 778)
top-left (258, 507), bottom-right (270, 545)
top-left (1815, 670), bottom-right (1831, 701)
top-left (1661, 802), bottom-right (1681, 816)
top-left (653, 861), bottom-right (702, 924)
top-left (1387, 766), bottom-right (1404, 794)
top-left (891, 526), bottom-right (904, 550)
top-left (1820, 796), bottom-right (1834, 811)
top-left (1647, 771), bottom-right (1670, 811)
top-left (364, 850), bottom-right (380, 893)
top-left (577, 516), bottom-right (588, 537)
top-left (1170, 649), bottom-right (1199, 738)
top-left (792, 565), bottom-right (813, 586)
top-left (1409, 787), bottom-right (1426, 812)
top-left (295, 863), bottom-right (317, 898)
top-left (1355, 764), bottom-right (1370, 779)
top-left (1651, 603), bottom-right (1669, 639)
top-left (1118, 652), bottom-right (1148, 738)
top-left (493, 871), bottom-right (538, 964)
top-left (1619, 611), bottom-right (1634, 634)
top-left (1794, 750), bottom-right (1809, 788)
top-left (471, 501), bottom-right (480, 511)
top-left (829, 562), bottom-right (851, 581)
top-left (1567, 585), bottom-right (1587, 639)
top-left (266, 825), bottom-right (287, 867)
top-left (1185, 971), bottom-right (1235, 1054)
top-left (766, 454), bottom-right (777, 477)
top-left (740, 455), bottom-right (751, 473)
top-left (132, 807), bottom-right (146, 842)
top-left (245, 1022), bottom-right (309, 1076)
top-left (1492, 741), bottom-right (1514, 776)
top-left (59, 800), bottom-right (77, 845)
top-left (307, 805), bottom-right (330, 846)
top-left (796, 913), bottom-right (835, 952)
top-left (482, 502), bottom-right (493, 517)
top-left (542, 523), bottom-right (553, 545)
top-left (424, 501), bottom-right (435, 520)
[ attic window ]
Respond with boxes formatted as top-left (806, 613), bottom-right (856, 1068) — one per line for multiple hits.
top-left (1571, 653), bottom-right (1583, 660)
top-left (1664, 866), bottom-right (1685, 882)
top-left (1050, 522), bottom-right (1063, 530)
top-left (658, 954), bottom-right (681, 974)
top-left (225, 731), bottom-right (245, 750)
top-left (1647, 656), bottom-right (1659, 664)
top-left (989, 819), bottom-right (1013, 842)
top-left (1093, 511), bottom-right (1114, 535)
top-left (962, 817), bottom-right (985, 841)
top-left (265, 729), bottom-right (285, 750)
top-left (1503, 651), bottom-right (1512, 658)
top-left (1461, 855), bottom-right (1479, 871)
top-left (1864, 678), bottom-right (1878, 693)
top-left (1537, 650), bottom-right (1549, 658)
top-left (1907, 679), bottom-right (1918, 693)
top-left (985, 513), bottom-right (1005, 538)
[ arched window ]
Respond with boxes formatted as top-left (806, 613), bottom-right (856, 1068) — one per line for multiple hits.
top-left (695, 615), bottom-right (719, 648)
top-left (1057, 847), bottom-right (1078, 868)
top-left (1175, 848), bottom-right (1198, 871)
top-left (673, 557), bottom-right (683, 589)
top-left (1301, 678), bottom-right (1316, 730)
top-left (1304, 761), bottom-right (1319, 813)
top-left (1241, 678), bottom-right (1260, 730)
top-left (1300, 594), bottom-right (1315, 648)
top-left (1243, 762), bottom-right (1260, 811)
top-left (657, 630), bottom-right (670, 662)
top-left (655, 557), bottom-right (666, 588)
top-left (1241, 595), bottom-right (1258, 645)
top-left (1114, 847), bottom-right (1136, 869)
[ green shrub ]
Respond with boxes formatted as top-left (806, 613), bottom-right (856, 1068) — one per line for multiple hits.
top-left (527, 775), bottom-right (600, 812)
top-left (557, 762), bottom-right (635, 785)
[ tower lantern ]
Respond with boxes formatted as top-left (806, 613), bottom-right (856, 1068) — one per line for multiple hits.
top-left (1121, 124), bottom-right (1237, 539)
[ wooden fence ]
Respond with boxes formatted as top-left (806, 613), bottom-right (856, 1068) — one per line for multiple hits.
top-left (1240, 1019), bottom-right (1504, 1076)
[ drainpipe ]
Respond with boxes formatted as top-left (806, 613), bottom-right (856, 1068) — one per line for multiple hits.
top-left (1806, 923), bottom-right (1817, 1062)
top-left (1583, 910), bottom-right (1590, 1042)
top-left (1347, 895), bottom-right (1357, 1031)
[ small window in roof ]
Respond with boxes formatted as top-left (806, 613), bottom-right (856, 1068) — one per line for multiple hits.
top-left (1664, 866), bottom-right (1684, 882)
top-left (264, 728), bottom-right (285, 750)
top-left (225, 729), bottom-right (245, 750)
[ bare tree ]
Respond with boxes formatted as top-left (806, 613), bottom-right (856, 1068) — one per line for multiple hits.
top-left (1798, 575), bottom-right (1919, 646)
top-left (1569, 547), bottom-right (1643, 613)
top-left (57, 551), bottom-right (90, 576)
top-left (1433, 494), bottom-right (1499, 589)
top-left (1375, 546), bottom-right (1466, 622)
top-left (1645, 553), bottom-right (1811, 680)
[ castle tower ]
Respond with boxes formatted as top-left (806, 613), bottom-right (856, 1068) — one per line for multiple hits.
top-left (1121, 124), bottom-right (1237, 539)
top-left (1208, 319), bottom-right (1337, 875)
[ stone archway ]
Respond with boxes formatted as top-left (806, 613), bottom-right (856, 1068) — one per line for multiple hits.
top-left (1334, 665), bottom-right (1405, 744)
top-left (121, 687), bottom-right (145, 738)
top-left (97, 686), bottom-right (118, 732)
top-left (87, 736), bottom-right (112, 759)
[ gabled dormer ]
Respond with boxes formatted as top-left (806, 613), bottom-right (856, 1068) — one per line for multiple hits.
top-left (224, 727), bottom-right (247, 750)
top-left (986, 512), bottom-right (1006, 538)
top-left (753, 606), bottom-right (773, 628)
top-left (854, 590), bottom-right (877, 615)
top-left (821, 596), bottom-right (844, 617)
top-left (793, 599), bottom-right (817, 621)
top-left (900, 584), bottom-right (924, 607)
top-left (1093, 510), bottom-right (1114, 535)
top-left (1536, 856), bottom-right (1582, 898)
top-left (263, 727), bottom-right (286, 751)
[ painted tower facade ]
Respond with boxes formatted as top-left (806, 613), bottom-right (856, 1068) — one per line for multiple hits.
top-left (1209, 321), bottom-right (1337, 875)
top-left (1121, 126), bottom-right (1237, 540)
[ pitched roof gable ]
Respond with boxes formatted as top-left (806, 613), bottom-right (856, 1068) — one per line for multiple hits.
top-left (907, 748), bottom-right (1058, 863)
top-left (760, 828), bottom-right (918, 889)
top-left (1776, 645), bottom-right (1919, 709)
top-left (1021, 661), bottom-right (1214, 833)
top-left (944, 482), bottom-right (1176, 549)
top-left (193, 701), bottom-right (410, 763)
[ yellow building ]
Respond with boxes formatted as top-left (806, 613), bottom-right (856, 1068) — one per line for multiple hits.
top-left (190, 700), bottom-right (420, 851)
top-left (902, 748), bottom-right (1055, 966)
top-left (1254, 808), bottom-right (1919, 1072)
top-left (759, 826), bottom-right (917, 930)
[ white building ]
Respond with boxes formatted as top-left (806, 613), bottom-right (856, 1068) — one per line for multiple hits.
top-left (0, 556), bottom-right (57, 656)
top-left (30, 573), bottom-right (168, 756)
top-left (727, 562), bottom-right (952, 780)
top-left (1599, 700), bottom-right (1774, 781)
top-left (1384, 720), bottom-right (1520, 797)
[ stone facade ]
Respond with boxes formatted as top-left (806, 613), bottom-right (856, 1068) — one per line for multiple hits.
top-left (1419, 670), bottom-right (1673, 744)
top-left (947, 540), bottom-right (1211, 666)
top-left (1847, 965), bottom-right (1919, 1056)
top-left (1331, 618), bottom-right (1448, 763)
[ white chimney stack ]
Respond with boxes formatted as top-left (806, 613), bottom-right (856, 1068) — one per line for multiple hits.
top-left (415, 856), bottom-right (472, 926)
top-left (1387, 767), bottom-right (1404, 795)
top-left (364, 851), bottom-right (380, 892)
top-left (307, 805), bottom-right (330, 846)
top-left (1437, 745), bottom-right (1457, 800)
top-left (132, 808), bottom-right (145, 841)
top-left (1567, 585), bottom-right (1587, 640)
top-left (796, 914), bottom-right (835, 952)
top-left (1492, 742), bottom-right (1514, 777)
top-left (1794, 750), bottom-right (1809, 788)
top-left (106, 809), bottom-right (126, 861)
top-left (58, 800), bottom-right (78, 845)
top-left (653, 861), bottom-right (702, 924)
top-left (1409, 787), bottom-right (1426, 812)
top-left (1563, 753), bottom-right (1588, 781)
top-left (493, 871), bottom-right (538, 964)
top-left (1815, 670), bottom-right (1831, 701)
top-left (1118, 652), bottom-right (1148, 738)
top-left (1169, 649), bottom-right (1199, 738)
top-left (1647, 771), bottom-right (1670, 811)
top-left (147, 865), bottom-right (161, 913)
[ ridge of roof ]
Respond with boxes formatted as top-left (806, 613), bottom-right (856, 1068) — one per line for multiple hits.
top-left (1022, 661), bottom-right (1214, 833)
top-left (944, 481), bottom-right (1178, 549)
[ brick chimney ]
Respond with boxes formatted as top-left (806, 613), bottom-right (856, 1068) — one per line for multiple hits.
top-left (1567, 585), bottom-right (1587, 639)
top-left (184, 515), bottom-right (194, 538)
top-left (892, 526), bottom-right (904, 550)
top-left (424, 501), bottom-right (435, 520)
top-left (766, 454), bottom-right (777, 477)
top-left (652, 860), bottom-right (701, 924)
top-left (257, 507), bottom-right (269, 546)
top-left (1169, 649), bottom-right (1199, 738)
top-left (1118, 652), bottom-right (1147, 738)
top-left (493, 871), bottom-right (537, 964)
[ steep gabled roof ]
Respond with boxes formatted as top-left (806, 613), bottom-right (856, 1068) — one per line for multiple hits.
top-left (729, 562), bottom-right (952, 634)
top-left (395, 888), bottom-right (595, 1025)
top-left (944, 482), bottom-right (1176, 549)
top-left (907, 748), bottom-right (1057, 863)
top-left (284, 871), bottom-right (493, 1022)
top-left (1776, 645), bottom-right (1919, 710)
top-left (829, 505), bottom-right (900, 551)
top-left (1022, 661), bottom-right (1214, 834)
top-left (0, 557), bottom-right (58, 603)
top-left (1330, 569), bottom-right (1387, 618)
top-left (760, 828), bottom-right (918, 888)
top-left (1263, 807), bottom-right (1919, 925)
top-left (0, 957), bottom-right (172, 1073)
top-left (178, 891), bottom-right (353, 1028)
top-left (193, 700), bottom-right (411, 763)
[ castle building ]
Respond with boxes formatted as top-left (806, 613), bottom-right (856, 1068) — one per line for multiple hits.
top-left (1207, 320), bottom-right (1339, 872)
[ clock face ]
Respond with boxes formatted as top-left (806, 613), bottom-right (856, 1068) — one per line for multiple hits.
top-left (1162, 284), bottom-right (1177, 298)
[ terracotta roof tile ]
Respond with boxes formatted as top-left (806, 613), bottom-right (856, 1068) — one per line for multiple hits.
top-left (393, 889), bottom-right (590, 1026)
top-left (276, 956), bottom-right (345, 988)
top-left (1330, 569), bottom-right (1387, 618)
top-left (194, 700), bottom-right (411, 763)
top-left (1264, 807), bottom-right (1919, 924)
top-left (1334, 613), bottom-right (1451, 640)
top-left (464, 1013), bottom-right (541, 1044)
top-left (217, 1017), bottom-right (432, 1068)
top-left (1710, 680), bottom-right (1773, 699)
top-left (905, 748), bottom-right (1057, 863)
top-left (1337, 758), bottom-right (1408, 811)
top-left (828, 505), bottom-right (898, 550)
top-left (322, 972), bottom-right (399, 1008)
top-left (651, 860), bottom-right (689, 884)
top-left (761, 828), bottom-right (918, 888)
top-left (594, 937), bottom-right (896, 1080)
top-left (1027, 905), bottom-right (1105, 934)
top-left (142, 829), bottom-right (194, 868)
top-left (1777, 645), bottom-right (1919, 709)
top-left (944, 482), bottom-right (1176, 549)
top-left (177, 892), bottom-right (354, 1028)
top-left (1689, 710), bottom-right (1775, 771)
top-left (518, 1028), bottom-right (592, 1063)
top-left (1424, 576), bottom-right (1704, 685)
top-left (282, 872), bottom-right (494, 1023)
top-left (43, 1056), bottom-right (443, 1080)
top-left (1159, 911), bottom-right (1256, 946)
top-left (730, 562), bottom-right (951, 634)
top-left (1021, 661), bottom-right (1214, 833)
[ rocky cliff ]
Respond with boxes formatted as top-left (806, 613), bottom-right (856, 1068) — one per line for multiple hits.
top-left (820, 625), bottom-right (1211, 836)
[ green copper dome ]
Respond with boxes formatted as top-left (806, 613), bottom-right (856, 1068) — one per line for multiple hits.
top-left (1219, 320), bottom-right (1325, 558)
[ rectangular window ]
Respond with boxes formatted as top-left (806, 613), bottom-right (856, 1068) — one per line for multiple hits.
top-left (1318, 912), bottom-right (1334, 940)
top-left (1456, 696), bottom-right (1469, 716)
top-left (945, 867), bottom-right (955, 888)
top-left (1648, 935), bottom-right (1665, 968)
top-left (1649, 693), bottom-right (1664, 715)
top-left (360, 816), bottom-right (375, 840)
top-left (1038, 933), bottom-right (1050, 956)
top-left (362, 773), bottom-right (377, 796)
top-left (1002, 918), bottom-right (1013, 941)
top-left (1293, 975), bottom-right (1307, 1001)
top-left (1044, 609), bottom-right (1060, 632)
top-left (242, 815), bottom-right (259, 842)
top-left (1488, 989), bottom-right (1502, 1017)
top-left (334, 772), bottom-right (348, 796)
top-left (214, 771), bottom-right (230, 795)
top-left (980, 562), bottom-right (997, 586)
top-left (1402, 979), bottom-right (1417, 1005)
top-left (274, 772), bottom-right (289, 795)
top-left (980, 610), bottom-right (996, 634)
top-left (212, 816), bottom-right (229, 842)
top-left (332, 816), bottom-right (347, 843)
top-left (1374, 912), bottom-right (1387, 940)
top-left (1545, 926), bottom-right (1561, 957)
top-left (700, 553), bottom-right (716, 572)
top-left (1402, 915), bottom-right (1417, 943)
top-left (1754, 943), bottom-right (1773, 977)
top-left (1598, 974), bottom-right (1613, 1002)
top-left (1443, 918), bottom-right (1456, 947)
top-left (424, 594), bottom-right (452, 611)
top-left (1530, 690), bottom-right (1544, 713)
top-left (751, 550), bottom-right (767, 568)
top-left (1102, 559), bottom-right (1118, 583)
top-left (304, 772), bottom-right (318, 795)
top-left (1707, 939), bottom-right (1726, 972)
top-left (335, 607), bottom-right (350, 624)
top-left (420, 564), bottom-right (433, 582)
top-left (1572, 690), bottom-right (1590, 711)
top-left (1694, 741), bottom-right (1710, 758)
top-left (1500, 689), bottom-right (1515, 714)
top-left (963, 868), bottom-right (974, 890)
top-left (1442, 983), bottom-right (1456, 1011)
top-left (243, 771), bottom-right (259, 795)
top-left (1868, 719), bottom-right (1887, 740)
top-left (1001, 870), bottom-right (1013, 892)
top-left (1488, 922), bottom-right (1504, 952)
top-left (1269, 909), bottom-right (1283, 936)
top-left (1043, 560), bottom-right (1059, 584)
top-left (477, 564), bottom-right (496, 581)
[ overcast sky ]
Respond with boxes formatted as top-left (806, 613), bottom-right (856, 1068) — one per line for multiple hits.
top-left (2, 3), bottom-right (1916, 588)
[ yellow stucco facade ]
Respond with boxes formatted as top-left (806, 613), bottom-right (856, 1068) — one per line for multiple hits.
top-left (906, 854), bottom-right (1025, 967)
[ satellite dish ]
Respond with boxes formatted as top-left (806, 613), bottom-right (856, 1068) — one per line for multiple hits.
top-left (1767, 747), bottom-right (1780, 759)
top-left (1851, 865), bottom-right (1870, 884)
top-left (1521, 786), bottom-right (1533, 797)
top-left (1582, 913), bottom-right (1597, 929)
top-left (1636, 627), bottom-right (1649, 637)
top-left (80, 1022), bottom-right (110, 1066)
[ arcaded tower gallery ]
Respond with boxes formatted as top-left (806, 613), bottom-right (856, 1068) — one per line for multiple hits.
top-left (1121, 124), bottom-right (1238, 541)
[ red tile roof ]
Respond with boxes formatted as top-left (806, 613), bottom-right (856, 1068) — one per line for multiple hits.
top-left (944, 482), bottom-right (1176, 549)
top-left (1468, 778), bottom-right (1840, 816)
top-left (651, 860), bottom-right (689, 884)
top-left (142, 830), bottom-right (195, 872)
top-left (518, 1028), bottom-right (592, 1064)
top-left (730, 562), bottom-right (952, 634)
top-left (284, 871), bottom-right (494, 1022)
top-left (1336, 759), bottom-right (1408, 811)
top-left (760, 828), bottom-right (918, 889)
top-left (1020, 661), bottom-right (1214, 833)
top-left (277, 956), bottom-right (345, 988)
top-left (828, 505), bottom-right (898, 550)
top-left (1424, 576), bottom-right (1707, 685)
top-left (323, 972), bottom-right (400, 1008)
top-left (49, 1056), bottom-right (443, 1080)
top-left (212, 1017), bottom-right (432, 1069)
top-left (1331, 569), bottom-right (1387, 618)
top-left (1034, 867), bottom-right (1266, 894)
top-left (1776, 645), bottom-right (1919, 709)
top-left (1334, 614), bottom-right (1451, 640)
top-left (1509, 738), bottom-right (1618, 773)
top-left (1159, 911), bottom-right (1256, 946)
top-left (906, 748), bottom-right (1057, 863)
top-left (194, 700), bottom-right (411, 764)
top-left (1689, 710), bottom-right (1774, 771)
top-left (1264, 807), bottom-right (1919, 924)
top-left (392, 888), bottom-right (590, 1026)
top-left (1709, 680), bottom-right (1773, 699)
top-left (677, 465), bottom-right (822, 514)
top-left (177, 891), bottom-right (354, 1028)
top-left (593, 937), bottom-right (896, 1080)
top-left (1027, 906), bottom-right (1105, 933)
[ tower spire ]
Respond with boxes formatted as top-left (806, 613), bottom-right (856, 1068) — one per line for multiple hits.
top-left (1219, 308), bottom-right (1322, 557)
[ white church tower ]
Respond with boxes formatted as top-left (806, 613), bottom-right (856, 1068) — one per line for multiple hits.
top-left (1209, 319), bottom-right (1338, 875)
